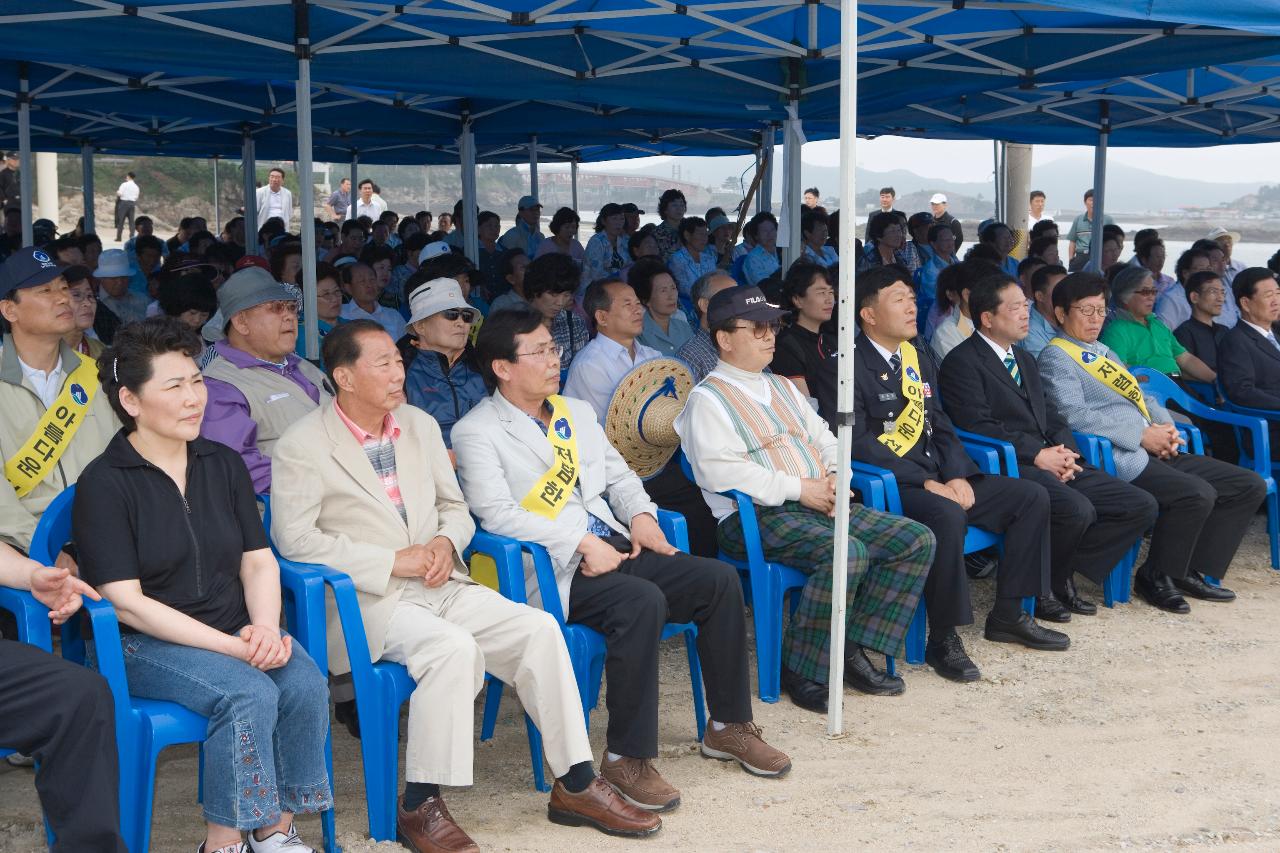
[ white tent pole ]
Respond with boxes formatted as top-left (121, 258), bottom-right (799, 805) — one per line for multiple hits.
top-left (828, 0), bottom-right (856, 735)
top-left (81, 143), bottom-right (94, 235)
top-left (17, 63), bottom-right (33, 245)
top-left (780, 107), bottom-right (803, 268)
top-left (349, 153), bottom-right (358, 220)
top-left (759, 126), bottom-right (775, 215)
top-left (295, 0), bottom-right (319, 361)
top-left (213, 156), bottom-right (221, 232)
top-left (992, 140), bottom-right (1001, 221)
top-left (528, 134), bottom-right (539, 199)
top-left (570, 158), bottom-right (579, 211)
top-left (242, 129), bottom-right (258, 256)
top-left (1086, 101), bottom-right (1110, 274)
top-left (460, 120), bottom-right (479, 265)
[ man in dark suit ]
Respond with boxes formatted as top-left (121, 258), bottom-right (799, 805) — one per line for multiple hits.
top-left (852, 266), bottom-right (1068, 684)
top-left (1218, 266), bottom-right (1280, 460)
top-left (939, 273), bottom-right (1158, 621)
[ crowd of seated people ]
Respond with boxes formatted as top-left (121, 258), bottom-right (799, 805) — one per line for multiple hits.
top-left (6, 182), bottom-right (1280, 852)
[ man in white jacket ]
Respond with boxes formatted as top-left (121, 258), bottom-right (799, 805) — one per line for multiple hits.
top-left (256, 167), bottom-right (294, 232)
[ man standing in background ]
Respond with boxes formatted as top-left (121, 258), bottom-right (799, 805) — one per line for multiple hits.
top-left (114, 172), bottom-right (140, 242)
top-left (0, 152), bottom-right (19, 214)
top-left (325, 177), bottom-right (351, 222)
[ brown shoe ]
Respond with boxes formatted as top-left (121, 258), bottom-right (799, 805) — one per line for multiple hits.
top-left (396, 795), bottom-right (480, 853)
top-left (548, 777), bottom-right (662, 838)
top-left (598, 753), bottom-right (681, 812)
top-left (701, 722), bottom-right (792, 778)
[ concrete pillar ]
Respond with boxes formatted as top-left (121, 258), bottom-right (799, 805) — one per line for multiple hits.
top-left (1006, 142), bottom-right (1033, 257)
top-left (36, 152), bottom-right (58, 225)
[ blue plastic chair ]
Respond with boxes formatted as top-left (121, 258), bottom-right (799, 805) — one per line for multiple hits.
top-left (270, 531), bottom-right (544, 843)
top-left (478, 510), bottom-right (707, 739)
top-left (1134, 368), bottom-right (1279, 571)
top-left (32, 486), bottom-right (340, 853)
top-left (0, 583), bottom-right (53, 765)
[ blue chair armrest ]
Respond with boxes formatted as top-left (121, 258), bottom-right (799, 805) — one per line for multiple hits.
top-left (958, 437), bottom-right (1001, 475)
top-left (656, 510), bottom-right (690, 553)
top-left (1132, 368), bottom-right (1271, 475)
top-left (956, 431), bottom-right (1020, 476)
top-left (1071, 431), bottom-right (1119, 476)
top-left (277, 559), bottom-right (329, 674)
top-left (278, 559), bottom-right (383, 690)
top-left (850, 461), bottom-right (903, 514)
top-left (84, 598), bottom-right (135, 747)
top-left (849, 467), bottom-right (886, 511)
top-left (0, 586), bottom-right (53, 651)
top-left (468, 530), bottom-right (528, 605)
top-left (1174, 422), bottom-right (1205, 456)
top-left (1223, 400), bottom-right (1280, 422)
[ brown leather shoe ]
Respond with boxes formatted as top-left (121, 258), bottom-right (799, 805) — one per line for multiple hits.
top-left (548, 777), bottom-right (662, 838)
top-left (599, 752), bottom-right (681, 812)
top-left (396, 795), bottom-right (480, 853)
top-left (701, 722), bottom-right (792, 777)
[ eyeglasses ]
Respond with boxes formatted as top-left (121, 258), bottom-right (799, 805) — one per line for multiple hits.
top-left (1131, 288), bottom-right (1159, 297)
top-left (734, 320), bottom-right (781, 339)
top-left (1071, 305), bottom-right (1107, 318)
top-left (261, 300), bottom-right (299, 317)
top-left (440, 308), bottom-right (478, 323)
top-left (1199, 287), bottom-right (1226, 297)
top-left (514, 343), bottom-right (566, 362)
top-left (69, 290), bottom-right (97, 303)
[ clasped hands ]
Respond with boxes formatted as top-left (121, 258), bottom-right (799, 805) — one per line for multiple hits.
top-left (578, 513), bottom-right (676, 577)
top-left (392, 535), bottom-right (458, 588)
top-left (1035, 444), bottom-right (1084, 482)
top-left (1140, 422), bottom-right (1185, 459)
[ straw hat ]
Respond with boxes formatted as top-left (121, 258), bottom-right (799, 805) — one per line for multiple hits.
top-left (605, 358), bottom-right (693, 480)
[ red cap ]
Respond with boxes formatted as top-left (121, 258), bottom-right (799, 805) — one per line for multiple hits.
top-left (234, 254), bottom-right (271, 272)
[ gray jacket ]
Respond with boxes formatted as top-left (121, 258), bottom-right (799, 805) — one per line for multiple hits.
top-left (1037, 333), bottom-right (1172, 482)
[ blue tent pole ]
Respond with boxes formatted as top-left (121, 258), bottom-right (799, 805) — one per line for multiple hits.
top-left (295, 0), bottom-right (319, 361)
top-left (242, 129), bottom-right (258, 256)
top-left (529, 135), bottom-right (539, 200)
top-left (17, 62), bottom-right (32, 246)
top-left (1086, 101), bottom-right (1110, 274)
top-left (80, 144), bottom-right (94, 235)
top-left (828, 0), bottom-right (856, 735)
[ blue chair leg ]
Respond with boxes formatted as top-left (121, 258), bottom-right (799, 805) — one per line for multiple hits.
top-left (1021, 596), bottom-right (1035, 617)
top-left (1268, 491), bottom-right (1280, 571)
top-left (904, 600), bottom-right (927, 666)
top-left (480, 678), bottom-right (502, 742)
top-left (522, 714), bottom-right (550, 793)
top-left (321, 732), bottom-right (340, 852)
top-left (682, 630), bottom-right (707, 742)
top-left (751, 589), bottom-right (782, 704)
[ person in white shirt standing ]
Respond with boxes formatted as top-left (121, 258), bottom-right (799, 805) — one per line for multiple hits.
top-left (114, 172), bottom-right (140, 242)
top-left (1028, 190), bottom-right (1049, 228)
top-left (255, 167), bottom-right (294, 232)
top-left (349, 179), bottom-right (387, 222)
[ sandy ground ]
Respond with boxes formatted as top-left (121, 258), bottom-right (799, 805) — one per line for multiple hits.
top-left (3, 518), bottom-right (1280, 853)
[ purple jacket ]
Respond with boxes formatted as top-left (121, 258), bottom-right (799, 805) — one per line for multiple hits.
top-left (201, 340), bottom-right (323, 494)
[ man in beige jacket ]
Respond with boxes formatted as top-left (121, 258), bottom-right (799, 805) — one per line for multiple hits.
top-left (270, 320), bottom-right (658, 853)
top-left (0, 246), bottom-right (118, 559)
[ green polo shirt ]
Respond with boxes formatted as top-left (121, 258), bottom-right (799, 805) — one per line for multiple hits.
top-left (1100, 313), bottom-right (1185, 376)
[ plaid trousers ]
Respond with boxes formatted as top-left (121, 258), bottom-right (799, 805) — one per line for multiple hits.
top-left (719, 501), bottom-right (934, 684)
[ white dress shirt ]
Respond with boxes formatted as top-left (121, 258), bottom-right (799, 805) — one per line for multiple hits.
top-left (18, 355), bottom-right (65, 409)
top-left (116, 179), bottom-right (140, 202)
top-left (561, 333), bottom-right (661, 424)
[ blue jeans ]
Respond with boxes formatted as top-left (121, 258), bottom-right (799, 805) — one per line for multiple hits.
top-left (119, 633), bottom-right (332, 830)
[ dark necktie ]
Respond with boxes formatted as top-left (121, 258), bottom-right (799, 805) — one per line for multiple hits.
top-left (1003, 353), bottom-right (1022, 386)
top-left (889, 351), bottom-right (901, 379)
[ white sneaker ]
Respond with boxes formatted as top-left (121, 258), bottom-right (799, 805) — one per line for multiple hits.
top-left (4, 752), bottom-right (35, 767)
top-left (246, 823), bottom-right (315, 853)
top-left (197, 844), bottom-right (247, 853)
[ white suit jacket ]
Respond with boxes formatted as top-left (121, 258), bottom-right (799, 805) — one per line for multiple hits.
top-left (452, 391), bottom-right (657, 614)
top-left (270, 399), bottom-right (475, 674)
top-left (256, 185), bottom-right (294, 231)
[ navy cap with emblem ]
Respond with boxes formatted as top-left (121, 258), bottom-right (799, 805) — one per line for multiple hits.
top-left (706, 284), bottom-right (789, 327)
top-left (0, 246), bottom-right (68, 300)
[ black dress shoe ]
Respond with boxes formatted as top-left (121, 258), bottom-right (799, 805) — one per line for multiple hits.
top-left (965, 550), bottom-right (998, 579)
top-left (1056, 578), bottom-right (1097, 615)
top-left (1172, 571), bottom-right (1236, 602)
top-left (1034, 596), bottom-right (1072, 623)
top-left (781, 667), bottom-right (828, 713)
top-left (924, 631), bottom-right (981, 683)
top-left (843, 645), bottom-right (905, 696)
top-left (984, 611), bottom-right (1070, 651)
top-left (1134, 571), bottom-right (1191, 614)
top-left (335, 698), bottom-right (361, 739)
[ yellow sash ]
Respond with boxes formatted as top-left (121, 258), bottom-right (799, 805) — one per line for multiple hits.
top-left (1049, 337), bottom-right (1151, 422)
top-left (519, 395), bottom-right (580, 520)
top-left (876, 340), bottom-right (928, 458)
top-left (5, 352), bottom-right (99, 498)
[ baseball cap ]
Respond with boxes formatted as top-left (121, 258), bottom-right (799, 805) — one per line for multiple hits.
top-left (234, 254), bottom-right (271, 272)
top-left (418, 241), bottom-right (453, 264)
top-left (0, 246), bottom-right (67, 300)
top-left (3, 152), bottom-right (17, 160)
top-left (407, 277), bottom-right (477, 327)
top-left (707, 285), bottom-right (788, 327)
top-left (620, 202), bottom-right (646, 215)
top-left (929, 193), bottom-right (948, 205)
top-left (217, 266), bottom-right (298, 320)
top-left (517, 195), bottom-right (542, 210)
top-left (707, 214), bottom-right (732, 233)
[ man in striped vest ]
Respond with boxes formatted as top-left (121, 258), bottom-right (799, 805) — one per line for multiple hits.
top-left (675, 285), bottom-right (936, 714)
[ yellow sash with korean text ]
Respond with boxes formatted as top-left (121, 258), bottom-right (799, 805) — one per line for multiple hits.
top-left (5, 352), bottom-right (99, 498)
top-left (876, 341), bottom-right (927, 458)
top-left (519, 395), bottom-right (580, 520)
top-left (1049, 337), bottom-right (1151, 422)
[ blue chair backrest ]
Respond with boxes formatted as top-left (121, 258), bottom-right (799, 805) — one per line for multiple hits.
top-left (729, 254), bottom-right (748, 287)
top-left (30, 486), bottom-right (77, 566)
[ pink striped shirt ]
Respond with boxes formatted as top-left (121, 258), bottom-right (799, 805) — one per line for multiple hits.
top-left (335, 403), bottom-right (406, 523)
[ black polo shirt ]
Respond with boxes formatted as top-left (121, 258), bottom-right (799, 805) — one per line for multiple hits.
top-left (771, 322), bottom-right (839, 432)
top-left (1173, 317), bottom-right (1228, 373)
top-left (74, 432), bottom-right (268, 635)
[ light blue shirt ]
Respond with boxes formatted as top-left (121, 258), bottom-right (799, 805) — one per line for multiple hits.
top-left (743, 245), bottom-right (780, 286)
top-left (802, 244), bottom-right (839, 268)
top-left (1019, 305), bottom-right (1059, 357)
top-left (562, 333), bottom-right (661, 424)
top-left (500, 219), bottom-right (545, 257)
top-left (638, 310), bottom-right (694, 358)
top-left (669, 246), bottom-right (718, 298)
top-left (580, 232), bottom-right (631, 292)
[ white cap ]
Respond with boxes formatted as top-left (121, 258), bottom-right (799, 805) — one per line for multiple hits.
top-left (929, 193), bottom-right (947, 205)
top-left (407, 278), bottom-right (477, 327)
top-left (418, 241), bottom-right (453, 265)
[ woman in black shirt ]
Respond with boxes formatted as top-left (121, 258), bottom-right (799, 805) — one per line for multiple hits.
top-left (74, 318), bottom-right (330, 853)
top-left (771, 262), bottom-right (839, 430)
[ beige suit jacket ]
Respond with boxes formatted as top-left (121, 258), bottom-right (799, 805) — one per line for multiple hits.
top-left (270, 399), bottom-right (475, 675)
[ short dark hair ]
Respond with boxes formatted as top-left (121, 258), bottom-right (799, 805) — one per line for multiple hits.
top-left (1029, 219), bottom-right (1058, 240)
top-left (582, 277), bottom-right (625, 324)
top-left (1174, 248), bottom-right (1211, 283)
top-left (627, 257), bottom-right (671, 304)
top-left (78, 232), bottom-right (102, 251)
top-left (1028, 235), bottom-right (1057, 260)
top-left (1102, 223), bottom-right (1124, 244)
top-left (657, 188), bottom-right (687, 218)
top-left (678, 216), bottom-right (707, 242)
top-left (473, 307), bottom-right (544, 391)
top-left (158, 272), bottom-right (217, 318)
top-left (549, 206), bottom-right (579, 234)
top-left (1232, 267), bottom-right (1277, 307)
top-left (98, 317), bottom-right (204, 432)
top-left (878, 186), bottom-right (895, 196)
top-left (866, 211), bottom-right (901, 243)
top-left (805, 187), bottom-right (821, 197)
top-left (964, 243), bottom-right (1004, 266)
top-left (800, 208), bottom-right (828, 239)
top-left (402, 232), bottom-right (430, 257)
top-left (269, 167), bottom-right (286, 178)
top-left (1031, 264), bottom-right (1068, 296)
top-left (783, 262), bottom-right (831, 312)
top-left (417, 253), bottom-right (473, 293)
top-left (524, 253), bottom-right (578, 300)
top-left (743, 211), bottom-right (776, 242)
top-left (978, 222), bottom-right (1011, 245)
top-left (969, 273), bottom-right (1021, 331)
top-left (499, 247), bottom-right (528, 281)
top-left (1052, 271), bottom-right (1108, 314)
top-left (1189, 238), bottom-right (1221, 255)
top-left (1017, 255), bottom-right (1046, 278)
top-left (477, 210), bottom-right (499, 229)
top-left (321, 319), bottom-right (384, 387)
top-left (854, 264), bottom-right (911, 313)
top-left (133, 234), bottom-right (163, 257)
top-left (340, 219), bottom-right (366, 238)
top-left (358, 178), bottom-right (374, 189)
top-left (1184, 269), bottom-right (1223, 300)
top-left (1084, 189), bottom-right (1095, 201)
top-left (927, 222), bottom-right (953, 244)
top-left (1135, 236), bottom-right (1164, 262)
top-left (1030, 190), bottom-right (1045, 201)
